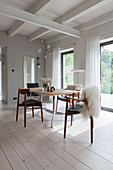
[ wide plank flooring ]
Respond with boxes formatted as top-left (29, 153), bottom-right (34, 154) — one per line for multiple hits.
top-left (0, 100), bottom-right (113, 170)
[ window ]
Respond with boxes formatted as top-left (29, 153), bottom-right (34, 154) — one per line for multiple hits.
top-left (61, 50), bottom-right (74, 88)
top-left (23, 56), bottom-right (35, 88)
top-left (100, 40), bottom-right (113, 110)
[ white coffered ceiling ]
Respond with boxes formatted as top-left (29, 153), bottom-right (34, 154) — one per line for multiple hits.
top-left (0, 0), bottom-right (113, 42)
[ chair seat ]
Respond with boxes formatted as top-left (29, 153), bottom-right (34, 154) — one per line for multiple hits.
top-left (57, 96), bottom-right (70, 101)
top-left (68, 102), bottom-right (84, 113)
top-left (22, 99), bottom-right (41, 106)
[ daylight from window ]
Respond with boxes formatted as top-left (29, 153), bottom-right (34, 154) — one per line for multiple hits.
top-left (101, 44), bottom-right (113, 94)
top-left (63, 52), bottom-right (74, 88)
top-left (101, 42), bottom-right (113, 110)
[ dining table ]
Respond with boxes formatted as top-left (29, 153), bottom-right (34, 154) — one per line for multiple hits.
top-left (30, 87), bottom-right (79, 128)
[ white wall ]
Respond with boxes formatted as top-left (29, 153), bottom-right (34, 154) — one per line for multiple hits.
top-left (45, 53), bottom-right (52, 79)
top-left (2, 47), bottom-right (7, 102)
top-left (46, 20), bottom-right (113, 86)
top-left (0, 31), bottom-right (45, 104)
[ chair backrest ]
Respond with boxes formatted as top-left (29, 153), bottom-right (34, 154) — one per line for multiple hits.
top-left (27, 83), bottom-right (39, 88)
top-left (19, 88), bottom-right (30, 94)
top-left (66, 84), bottom-right (83, 98)
top-left (27, 83), bottom-right (39, 96)
top-left (17, 88), bottom-right (30, 104)
top-left (66, 84), bottom-right (83, 91)
top-left (81, 86), bottom-right (100, 119)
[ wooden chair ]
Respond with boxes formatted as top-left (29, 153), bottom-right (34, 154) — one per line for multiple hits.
top-left (16, 88), bottom-right (43, 127)
top-left (64, 95), bottom-right (93, 143)
top-left (27, 83), bottom-right (40, 97)
top-left (56, 84), bottom-right (82, 112)
top-left (64, 85), bottom-right (101, 144)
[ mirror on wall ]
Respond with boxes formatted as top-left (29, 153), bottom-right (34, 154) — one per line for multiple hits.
top-left (23, 56), bottom-right (35, 88)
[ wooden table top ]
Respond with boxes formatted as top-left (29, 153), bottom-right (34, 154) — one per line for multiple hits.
top-left (30, 87), bottom-right (79, 96)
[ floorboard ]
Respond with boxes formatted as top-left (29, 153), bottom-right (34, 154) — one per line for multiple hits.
top-left (0, 101), bottom-right (113, 170)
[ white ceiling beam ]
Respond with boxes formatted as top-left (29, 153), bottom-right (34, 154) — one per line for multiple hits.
top-left (46, 10), bottom-right (113, 44)
top-left (0, 3), bottom-right (81, 38)
top-left (46, 33), bottom-right (69, 44)
top-left (56, 0), bottom-right (111, 24)
top-left (29, 0), bottom-right (109, 41)
top-left (29, 28), bottom-right (51, 41)
top-left (8, 20), bottom-right (26, 38)
top-left (45, 0), bottom-right (113, 43)
top-left (79, 11), bottom-right (113, 31)
top-left (8, 0), bottom-right (52, 37)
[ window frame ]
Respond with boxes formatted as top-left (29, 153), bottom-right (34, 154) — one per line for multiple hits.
top-left (100, 40), bottom-right (113, 112)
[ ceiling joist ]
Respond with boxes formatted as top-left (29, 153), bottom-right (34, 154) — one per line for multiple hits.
top-left (46, 33), bottom-right (69, 44)
top-left (79, 10), bottom-right (113, 31)
top-left (8, 0), bottom-right (52, 37)
top-left (0, 3), bottom-right (81, 38)
top-left (57, 0), bottom-right (110, 24)
top-left (29, 28), bottom-right (51, 41)
top-left (46, 10), bottom-right (113, 43)
top-left (29, 0), bottom-right (108, 41)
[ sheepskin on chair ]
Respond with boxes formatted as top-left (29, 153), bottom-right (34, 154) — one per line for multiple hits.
top-left (81, 86), bottom-right (100, 119)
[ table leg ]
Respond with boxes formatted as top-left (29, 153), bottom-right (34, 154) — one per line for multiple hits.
top-left (51, 95), bottom-right (55, 128)
top-left (40, 94), bottom-right (42, 102)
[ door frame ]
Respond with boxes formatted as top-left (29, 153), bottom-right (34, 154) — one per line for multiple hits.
top-left (22, 56), bottom-right (35, 88)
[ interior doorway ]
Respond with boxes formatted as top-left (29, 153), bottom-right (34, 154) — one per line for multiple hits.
top-left (23, 56), bottom-right (35, 88)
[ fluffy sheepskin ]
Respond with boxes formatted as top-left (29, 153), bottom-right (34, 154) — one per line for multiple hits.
top-left (81, 86), bottom-right (100, 119)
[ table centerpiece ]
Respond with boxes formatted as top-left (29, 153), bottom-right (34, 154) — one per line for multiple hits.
top-left (40, 77), bottom-right (52, 90)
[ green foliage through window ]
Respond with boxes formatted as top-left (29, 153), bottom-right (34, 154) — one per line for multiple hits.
top-left (101, 44), bottom-right (113, 94)
top-left (63, 52), bottom-right (74, 88)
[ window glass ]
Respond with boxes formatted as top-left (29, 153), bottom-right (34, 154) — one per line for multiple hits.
top-left (101, 41), bottom-right (113, 110)
top-left (61, 50), bottom-right (74, 88)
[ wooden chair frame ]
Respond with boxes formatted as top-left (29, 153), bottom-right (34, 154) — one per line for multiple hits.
top-left (16, 88), bottom-right (43, 127)
top-left (56, 91), bottom-right (80, 112)
top-left (64, 96), bottom-right (93, 144)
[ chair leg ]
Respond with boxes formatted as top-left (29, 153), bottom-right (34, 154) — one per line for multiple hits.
top-left (32, 106), bottom-right (34, 117)
top-left (56, 97), bottom-right (58, 112)
top-left (16, 104), bottom-right (19, 121)
top-left (16, 89), bottom-right (19, 121)
top-left (24, 105), bottom-right (26, 127)
top-left (69, 98), bottom-right (72, 106)
top-left (64, 113), bottom-right (67, 139)
top-left (40, 103), bottom-right (43, 122)
top-left (71, 114), bottom-right (73, 126)
top-left (90, 116), bottom-right (93, 144)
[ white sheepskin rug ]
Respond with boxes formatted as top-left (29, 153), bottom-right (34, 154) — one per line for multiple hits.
top-left (81, 86), bottom-right (100, 119)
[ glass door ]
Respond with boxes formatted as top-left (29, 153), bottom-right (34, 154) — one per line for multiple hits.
top-left (61, 50), bottom-right (74, 88)
top-left (100, 41), bottom-right (113, 110)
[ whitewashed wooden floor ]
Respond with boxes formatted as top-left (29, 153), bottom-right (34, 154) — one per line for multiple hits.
top-left (0, 100), bottom-right (113, 170)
